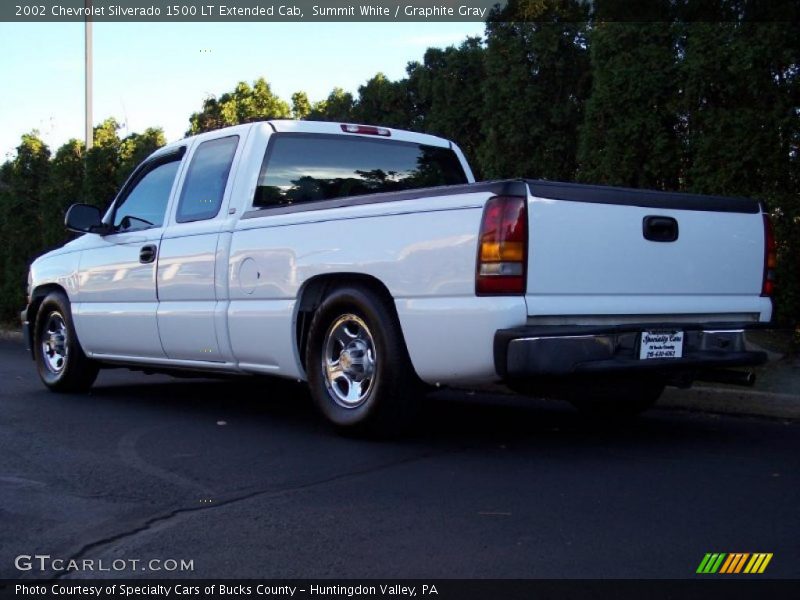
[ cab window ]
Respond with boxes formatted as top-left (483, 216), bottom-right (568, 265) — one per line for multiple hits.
top-left (114, 160), bottom-right (181, 231)
top-left (176, 136), bottom-right (239, 223)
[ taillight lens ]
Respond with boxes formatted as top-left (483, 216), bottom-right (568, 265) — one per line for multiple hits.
top-left (762, 212), bottom-right (777, 297)
top-left (476, 196), bottom-right (527, 295)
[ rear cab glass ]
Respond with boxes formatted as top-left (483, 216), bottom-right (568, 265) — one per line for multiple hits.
top-left (253, 133), bottom-right (468, 209)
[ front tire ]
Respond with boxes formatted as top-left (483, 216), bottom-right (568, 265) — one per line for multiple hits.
top-left (33, 292), bottom-right (99, 392)
top-left (305, 286), bottom-right (419, 435)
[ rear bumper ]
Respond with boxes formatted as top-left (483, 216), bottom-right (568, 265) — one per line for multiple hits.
top-left (494, 322), bottom-right (769, 379)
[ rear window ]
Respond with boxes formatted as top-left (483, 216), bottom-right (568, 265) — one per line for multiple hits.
top-left (253, 134), bottom-right (468, 208)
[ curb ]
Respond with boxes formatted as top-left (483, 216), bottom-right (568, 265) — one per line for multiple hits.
top-left (463, 379), bottom-right (800, 421)
top-left (0, 328), bottom-right (22, 341)
top-left (659, 386), bottom-right (800, 420)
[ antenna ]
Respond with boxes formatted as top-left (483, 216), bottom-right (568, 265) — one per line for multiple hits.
top-left (85, 0), bottom-right (93, 150)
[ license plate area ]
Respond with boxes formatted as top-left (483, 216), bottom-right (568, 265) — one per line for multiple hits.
top-left (639, 330), bottom-right (684, 360)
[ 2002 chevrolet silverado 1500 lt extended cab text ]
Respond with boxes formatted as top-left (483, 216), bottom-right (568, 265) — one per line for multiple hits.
top-left (21, 120), bottom-right (774, 433)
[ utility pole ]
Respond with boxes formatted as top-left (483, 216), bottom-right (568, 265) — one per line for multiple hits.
top-left (85, 0), bottom-right (93, 150)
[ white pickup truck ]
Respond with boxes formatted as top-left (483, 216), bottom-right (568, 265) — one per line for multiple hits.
top-left (22, 120), bottom-right (773, 433)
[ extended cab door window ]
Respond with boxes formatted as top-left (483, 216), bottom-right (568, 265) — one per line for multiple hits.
top-left (155, 135), bottom-right (239, 363)
top-left (175, 135), bottom-right (239, 223)
top-left (113, 159), bottom-right (181, 231)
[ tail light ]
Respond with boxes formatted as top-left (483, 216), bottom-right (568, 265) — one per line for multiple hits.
top-left (476, 196), bottom-right (527, 295)
top-left (762, 212), bottom-right (776, 297)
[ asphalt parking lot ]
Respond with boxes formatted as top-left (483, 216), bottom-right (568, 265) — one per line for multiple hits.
top-left (1, 338), bottom-right (798, 580)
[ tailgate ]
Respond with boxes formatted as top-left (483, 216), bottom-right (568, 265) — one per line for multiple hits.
top-left (523, 181), bottom-right (770, 320)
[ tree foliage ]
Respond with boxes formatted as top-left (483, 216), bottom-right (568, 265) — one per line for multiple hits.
top-left (406, 37), bottom-right (486, 174)
top-left (577, 19), bottom-right (680, 188)
top-left (479, 0), bottom-right (591, 180)
top-left (43, 139), bottom-right (84, 249)
top-left (307, 87), bottom-right (356, 122)
top-left (0, 133), bottom-right (51, 318)
top-left (84, 118), bottom-right (121, 209)
top-left (351, 73), bottom-right (415, 129)
top-left (187, 77), bottom-right (291, 134)
top-left (291, 91), bottom-right (312, 120)
top-left (119, 128), bottom-right (167, 182)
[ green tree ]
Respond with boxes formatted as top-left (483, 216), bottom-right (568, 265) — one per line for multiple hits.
top-left (352, 73), bottom-right (415, 129)
top-left (249, 78), bottom-right (292, 122)
top-left (188, 96), bottom-right (225, 134)
top-left (291, 91), bottom-right (312, 120)
top-left (43, 139), bottom-right (84, 250)
top-left (188, 77), bottom-right (291, 134)
top-left (84, 118), bottom-right (122, 208)
top-left (119, 127), bottom-right (166, 182)
top-left (681, 21), bottom-right (796, 196)
top-left (479, 0), bottom-right (591, 180)
top-left (0, 133), bottom-right (51, 319)
top-left (577, 3), bottom-right (679, 188)
top-left (307, 87), bottom-right (356, 122)
top-left (406, 37), bottom-right (486, 174)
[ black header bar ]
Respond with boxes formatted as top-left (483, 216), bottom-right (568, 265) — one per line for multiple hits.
top-left (2, 580), bottom-right (800, 600)
top-left (3, 1), bottom-right (503, 22)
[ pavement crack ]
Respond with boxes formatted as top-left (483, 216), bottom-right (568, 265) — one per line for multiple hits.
top-left (118, 427), bottom-right (213, 496)
top-left (53, 447), bottom-right (454, 579)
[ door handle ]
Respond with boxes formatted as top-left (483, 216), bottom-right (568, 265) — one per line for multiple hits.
top-left (643, 216), bottom-right (679, 242)
top-left (139, 244), bottom-right (157, 264)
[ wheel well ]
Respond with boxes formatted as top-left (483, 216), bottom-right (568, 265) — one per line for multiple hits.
top-left (24, 284), bottom-right (68, 352)
top-left (295, 274), bottom-right (402, 371)
top-left (27, 283), bottom-right (68, 325)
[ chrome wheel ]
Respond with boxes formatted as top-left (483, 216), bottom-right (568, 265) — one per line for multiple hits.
top-left (322, 314), bottom-right (377, 408)
top-left (41, 311), bottom-right (68, 374)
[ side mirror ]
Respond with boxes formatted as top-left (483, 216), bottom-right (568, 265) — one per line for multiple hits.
top-left (65, 204), bottom-right (109, 234)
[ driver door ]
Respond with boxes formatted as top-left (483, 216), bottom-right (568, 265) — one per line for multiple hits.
top-left (72, 149), bottom-right (185, 359)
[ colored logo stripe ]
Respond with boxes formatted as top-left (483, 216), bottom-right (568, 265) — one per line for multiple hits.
top-left (744, 553), bottom-right (773, 574)
top-left (719, 553), bottom-right (749, 573)
top-left (697, 553), bottom-right (726, 573)
top-left (697, 553), bottom-right (773, 574)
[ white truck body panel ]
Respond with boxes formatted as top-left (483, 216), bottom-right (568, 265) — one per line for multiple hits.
top-left (26, 121), bottom-right (771, 389)
top-left (228, 198), bottom-right (506, 382)
top-left (525, 196), bottom-right (770, 322)
top-left (72, 229), bottom-right (167, 359)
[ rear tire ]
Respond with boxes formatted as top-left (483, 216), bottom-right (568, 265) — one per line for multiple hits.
top-left (305, 286), bottom-right (419, 436)
top-left (33, 292), bottom-right (99, 392)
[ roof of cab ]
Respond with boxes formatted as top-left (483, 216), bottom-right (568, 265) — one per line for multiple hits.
top-left (268, 120), bottom-right (453, 148)
top-left (155, 119), bottom-right (453, 156)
